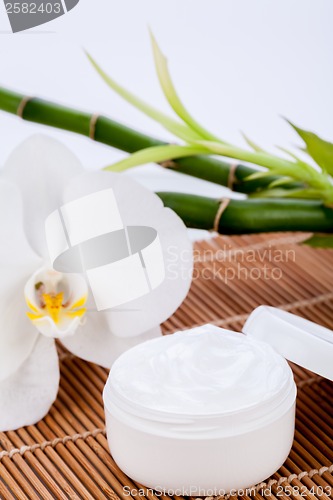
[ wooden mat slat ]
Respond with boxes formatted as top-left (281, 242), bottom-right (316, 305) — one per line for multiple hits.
top-left (1, 232), bottom-right (333, 499)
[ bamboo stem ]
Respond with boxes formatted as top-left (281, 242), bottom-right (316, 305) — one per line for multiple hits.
top-left (0, 87), bottom-right (300, 194)
top-left (156, 193), bottom-right (333, 234)
top-left (1, 87), bottom-right (330, 234)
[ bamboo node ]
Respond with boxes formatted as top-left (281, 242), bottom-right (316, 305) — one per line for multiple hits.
top-left (159, 159), bottom-right (177, 169)
top-left (227, 163), bottom-right (239, 190)
top-left (213, 198), bottom-right (230, 233)
top-left (89, 113), bottom-right (100, 140)
top-left (17, 96), bottom-right (33, 119)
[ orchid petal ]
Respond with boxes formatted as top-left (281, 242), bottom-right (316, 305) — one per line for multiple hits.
top-left (61, 311), bottom-right (161, 368)
top-left (1, 135), bottom-right (83, 259)
top-left (0, 335), bottom-right (59, 431)
top-left (0, 180), bottom-right (42, 381)
top-left (31, 315), bottom-right (83, 338)
top-left (61, 172), bottom-right (193, 339)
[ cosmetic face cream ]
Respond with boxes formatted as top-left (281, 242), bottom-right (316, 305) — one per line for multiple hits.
top-left (103, 324), bottom-right (297, 495)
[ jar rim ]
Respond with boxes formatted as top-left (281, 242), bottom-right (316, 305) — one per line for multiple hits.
top-left (104, 326), bottom-right (297, 434)
top-left (104, 368), bottom-right (296, 434)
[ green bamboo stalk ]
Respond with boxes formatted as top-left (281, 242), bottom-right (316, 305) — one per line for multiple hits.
top-left (0, 87), bottom-right (300, 194)
top-left (157, 193), bottom-right (333, 234)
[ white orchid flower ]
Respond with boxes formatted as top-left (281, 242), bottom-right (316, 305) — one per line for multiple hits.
top-left (0, 135), bottom-right (193, 432)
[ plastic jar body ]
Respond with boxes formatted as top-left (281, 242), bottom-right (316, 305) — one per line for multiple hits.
top-left (105, 398), bottom-right (295, 495)
top-left (103, 327), bottom-right (297, 495)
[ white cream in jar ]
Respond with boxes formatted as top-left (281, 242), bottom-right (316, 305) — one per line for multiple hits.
top-left (103, 324), bottom-right (296, 495)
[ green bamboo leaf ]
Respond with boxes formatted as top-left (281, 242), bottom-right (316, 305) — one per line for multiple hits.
top-left (197, 139), bottom-right (330, 191)
top-left (282, 188), bottom-right (323, 199)
top-left (287, 120), bottom-right (333, 175)
top-left (275, 145), bottom-right (305, 163)
top-left (249, 188), bottom-right (296, 199)
top-left (303, 234), bottom-right (333, 248)
top-left (244, 171), bottom-right (271, 181)
top-left (150, 32), bottom-right (221, 142)
top-left (196, 140), bottom-right (298, 174)
top-left (104, 144), bottom-right (209, 172)
top-left (268, 176), bottom-right (294, 188)
top-left (249, 187), bottom-right (323, 200)
top-left (241, 133), bottom-right (267, 153)
top-left (85, 51), bottom-right (201, 143)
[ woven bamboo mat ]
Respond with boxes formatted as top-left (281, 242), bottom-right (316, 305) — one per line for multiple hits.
top-left (1, 232), bottom-right (333, 500)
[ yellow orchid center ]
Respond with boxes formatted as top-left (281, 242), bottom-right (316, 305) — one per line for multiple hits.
top-left (42, 292), bottom-right (64, 324)
top-left (25, 270), bottom-right (87, 329)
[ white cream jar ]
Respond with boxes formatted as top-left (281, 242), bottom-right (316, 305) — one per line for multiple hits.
top-left (103, 322), bottom-right (296, 495)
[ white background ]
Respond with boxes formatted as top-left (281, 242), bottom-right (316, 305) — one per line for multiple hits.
top-left (0, 0), bottom-right (332, 203)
